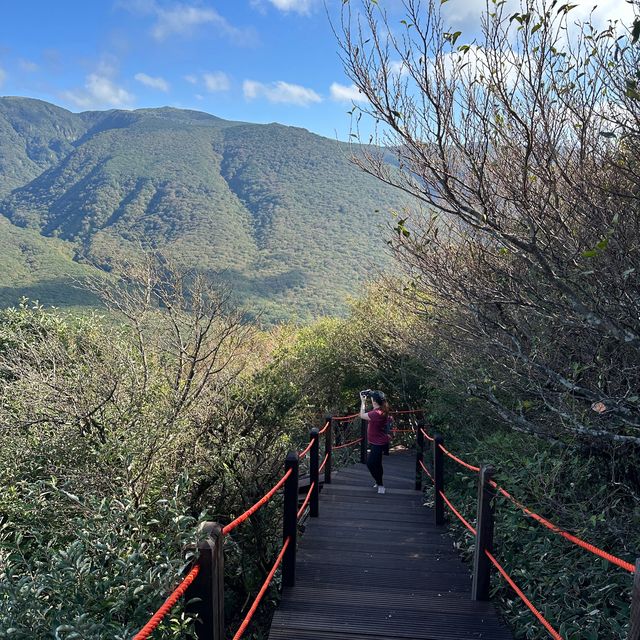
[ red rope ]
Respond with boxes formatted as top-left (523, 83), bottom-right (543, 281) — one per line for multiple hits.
top-left (222, 469), bottom-right (292, 535)
top-left (486, 551), bottom-right (564, 640)
top-left (438, 444), bottom-right (480, 473)
top-left (391, 409), bottom-right (423, 415)
top-left (419, 459), bottom-right (434, 484)
top-left (333, 437), bottom-right (363, 449)
top-left (231, 537), bottom-right (291, 640)
top-left (297, 482), bottom-right (315, 519)
top-left (319, 452), bottom-right (329, 472)
top-left (298, 439), bottom-right (314, 459)
top-left (333, 412), bottom-right (360, 421)
top-left (439, 490), bottom-right (476, 535)
top-left (438, 490), bottom-right (564, 639)
top-left (421, 427), bottom-right (434, 442)
top-left (319, 420), bottom-right (330, 435)
top-left (489, 481), bottom-right (635, 573)
top-left (132, 563), bottom-right (201, 640)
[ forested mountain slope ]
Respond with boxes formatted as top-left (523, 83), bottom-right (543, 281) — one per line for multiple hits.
top-left (0, 97), bottom-right (403, 321)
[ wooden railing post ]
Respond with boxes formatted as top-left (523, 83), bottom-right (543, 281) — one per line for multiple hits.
top-left (360, 416), bottom-right (368, 464)
top-left (324, 415), bottom-right (332, 485)
top-left (282, 451), bottom-right (299, 588)
top-left (433, 433), bottom-right (445, 526)
top-left (415, 422), bottom-right (425, 491)
top-left (472, 465), bottom-right (496, 601)
top-left (310, 427), bottom-right (319, 517)
top-left (185, 521), bottom-right (224, 640)
top-left (629, 559), bottom-right (640, 640)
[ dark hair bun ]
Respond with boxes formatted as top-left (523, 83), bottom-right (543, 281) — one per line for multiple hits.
top-left (371, 390), bottom-right (386, 404)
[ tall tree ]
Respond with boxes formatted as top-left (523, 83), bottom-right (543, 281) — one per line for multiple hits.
top-left (340, 0), bottom-right (640, 446)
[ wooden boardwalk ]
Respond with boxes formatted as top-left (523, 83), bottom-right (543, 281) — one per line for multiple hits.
top-left (269, 450), bottom-right (514, 640)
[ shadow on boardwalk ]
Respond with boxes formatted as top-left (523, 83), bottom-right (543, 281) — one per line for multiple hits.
top-left (269, 449), bottom-right (513, 640)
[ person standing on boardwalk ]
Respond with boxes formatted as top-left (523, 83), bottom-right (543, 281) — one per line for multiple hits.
top-left (359, 389), bottom-right (391, 494)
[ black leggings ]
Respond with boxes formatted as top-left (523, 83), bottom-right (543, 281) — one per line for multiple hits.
top-left (367, 444), bottom-right (385, 486)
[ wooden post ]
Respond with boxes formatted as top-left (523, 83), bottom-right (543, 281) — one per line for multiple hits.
top-left (360, 416), bottom-right (368, 464)
top-left (324, 415), bottom-right (332, 485)
top-left (433, 433), bottom-right (445, 526)
top-left (282, 451), bottom-right (299, 588)
top-left (629, 558), bottom-right (640, 640)
top-left (415, 422), bottom-right (425, 491)
top-left (185, 521), bottom-right (224, 640)
top-left (310, 427), bottom-right (319, 517)
top-left (472, 465), bottom-right (496, 601)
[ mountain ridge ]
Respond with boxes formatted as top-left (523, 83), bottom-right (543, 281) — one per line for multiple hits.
top-left (0, 97), bottom-right (403, 321)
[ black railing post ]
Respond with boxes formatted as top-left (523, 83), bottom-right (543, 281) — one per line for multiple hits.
top-left (415, 422), bottom-right (425, 491)
top-left (282, 451), bottom-right (299, 588)
top-left (185, 521), bottom-right (224, 640)
top-left (472, 465), bottom-right (496, 601)
top-left (324, 415), bottom-right (332, 485)
top-left (310, 427), bottom-right (319, 517)
top-left (360, 416), bottom-right (368, 464)
top-left (629, 559), bottom-right (640, 640)
top-left (433, 433), bottom-right (445, 526)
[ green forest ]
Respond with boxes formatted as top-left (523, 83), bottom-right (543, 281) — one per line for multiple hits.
top-left (0, 97), bottom-right (405, 323)
top-left (2, 0), bottom-right (640, 639)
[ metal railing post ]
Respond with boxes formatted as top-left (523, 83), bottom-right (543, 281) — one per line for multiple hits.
top-left (282, 451), bottom-right (299, 588)
top-left (629, 559), bottom-right (640, 640)
top-left (310, 427), bottom-right (319, 517)
top-left (185, 521), bottom-right (224, 640)
top-left (415, 422), bottom-right (425, 491)
top-left (472, 465), bottom-right (496, 601)
top-left (433, 433), bottom-right (445, 526)
top-left (360, 416), bottom-right (368, 464)
top-left (324, 415), bottom-right (332, 484)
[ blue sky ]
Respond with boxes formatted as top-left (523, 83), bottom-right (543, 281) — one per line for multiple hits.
top-left (0, 0), bottom-right (373, 139)
top-left (0, 0), bottom-right (634, 140)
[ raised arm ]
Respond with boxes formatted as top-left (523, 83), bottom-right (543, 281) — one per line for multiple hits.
top-left (359, 392), bottom-right (370, 420)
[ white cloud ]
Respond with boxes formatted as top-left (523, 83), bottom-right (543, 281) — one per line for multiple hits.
top-left (330, 82), bottom-right (366, 103)
top-left (0, 67), bottom-right (5, 88)
top-left (203, 71), bottom-right (231, 92)
top-left (243, 79), bottom-right (322, 106)
top-left (441, 0), bottom-right (635, 31)
top-left (134, 72), bottom-right (169, 91)
top-left (62, 73), bottom-right (134, 109)
top-left (18, 59), bottom-right (38, 73)
top-left (265, 0), bottom-right (315, 15)
top-left (184, 74), bottom-right (198, 84)
top-left (117, 0), bottom-right (255, 44)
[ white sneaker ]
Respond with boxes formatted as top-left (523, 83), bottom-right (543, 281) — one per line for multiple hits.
top-left (377, 486), bottom-right (386, 494)
top-left (372, 483), bottom-right (378, 488)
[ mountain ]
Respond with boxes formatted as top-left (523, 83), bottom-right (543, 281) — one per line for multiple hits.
top-left (0, 97), bottom-right (404, 321)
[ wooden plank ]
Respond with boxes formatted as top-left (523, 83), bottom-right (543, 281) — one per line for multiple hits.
top-left (268, 450), bottom-right (513, 640)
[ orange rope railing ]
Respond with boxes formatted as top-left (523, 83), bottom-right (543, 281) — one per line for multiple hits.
top-left (486, 551), bottom-right (564, 640)
top-left (222, 469), bottom-right (292, 536)
top-left (132, 564), bottom-right (201, 640)
top-left (333, 412), bottom-right (359, 421)
top-left (440, 489), bottom-right (564, 640)
top-left (419, 459), bottom-right (434, 484)
top-left (319, 452), bottom-right (329, 472)
top-left (333, 437), bottom-right (363, 450)
top-left (421, 427), bottom-right (434, 442)
top-left (297, 482), bottom-right (315, 519)
top-left (298, 439), bottom-right (314, 459)
top-left (231, 537), bottom-right (291, 640)
top-left (489, 480), bottom-right (636, 573)
top-left (439, 490), bottom-right (476, 535)
top-left (319, 420), bottom-right (330, 435)
top-left (438, 444), bottom-right (480, 473)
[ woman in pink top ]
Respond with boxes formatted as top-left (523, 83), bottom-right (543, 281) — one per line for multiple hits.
top-left (359, 389), bottom-right (391, 494)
